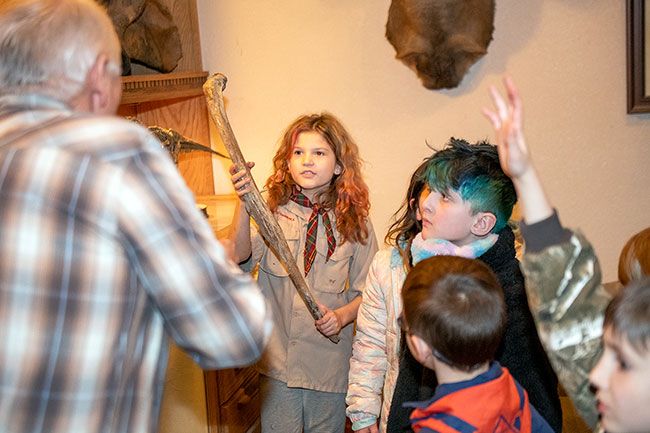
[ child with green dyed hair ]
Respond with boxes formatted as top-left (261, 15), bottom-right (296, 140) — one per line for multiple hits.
top-left (346, 139), bottom-right (562, 433)
top-left (423, 138), bottom-right (516, 233)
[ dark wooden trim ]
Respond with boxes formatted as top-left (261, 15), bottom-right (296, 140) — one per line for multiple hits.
top-left (627, 0), bottom-right (650, 113)
top-left (120, 71), bottom-right (209, 105)
top-left (204, 370), bottom-right (220, 433)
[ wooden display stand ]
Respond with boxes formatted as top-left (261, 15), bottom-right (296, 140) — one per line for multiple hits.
top-left (116, 2), bottom-right (259, 433)
top-left (118, 71), bottom-right (214, 196)
top-left (118, 74), bottom-right (259, 433)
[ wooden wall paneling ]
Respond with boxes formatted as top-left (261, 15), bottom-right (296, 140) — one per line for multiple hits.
top-left (118, 71), bottom-right (263, 433)
top-left (117, 104), bottom-right (137, 118)
top-left (116, 1), bottom-right (262, 429)
top-left (118, 72), bottom-right (215, 196)
top-left (119, 72), bottom-right (208, 104)
top-left (204, 370), bottom-right (220, 433)
top-left (135, 95), bottom-right (214, 195)
top-left (165, 0), bottom-right (203, 71)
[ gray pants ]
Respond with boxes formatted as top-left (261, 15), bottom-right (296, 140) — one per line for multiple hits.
top-left (260, 375), bottom-right (346, 433)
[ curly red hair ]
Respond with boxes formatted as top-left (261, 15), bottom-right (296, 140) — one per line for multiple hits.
top-left (265, 113), bottom-right (371, 244)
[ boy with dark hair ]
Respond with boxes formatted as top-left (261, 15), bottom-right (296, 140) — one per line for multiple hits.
top-left (400, 255), bottom-right (553, 433)
top-left (348, 138), bottom-right (562, 433)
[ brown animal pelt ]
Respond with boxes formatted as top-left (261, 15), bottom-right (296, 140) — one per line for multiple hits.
top-left (100, 0), bottom-right (182, 73)
top-left (385, 0), bottom-right (495, 90)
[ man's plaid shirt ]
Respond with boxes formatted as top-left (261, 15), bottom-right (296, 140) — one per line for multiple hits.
top-left (0, 94), bottom-right (271, 433)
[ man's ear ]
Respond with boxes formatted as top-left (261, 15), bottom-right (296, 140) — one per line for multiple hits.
top-left (470, 211), bottom-right (497, 237)
top-left (86, 53), bottom-right (115, 114)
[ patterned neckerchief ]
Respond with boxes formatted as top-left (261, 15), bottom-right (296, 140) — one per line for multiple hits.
top-left (410, 232), bottom-right (498, 265)
top-left (289, 187), bottom-right (336, 275)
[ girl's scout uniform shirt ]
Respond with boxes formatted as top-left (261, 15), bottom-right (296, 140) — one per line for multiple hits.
top-left (244, 199), bottom-right (377, 393)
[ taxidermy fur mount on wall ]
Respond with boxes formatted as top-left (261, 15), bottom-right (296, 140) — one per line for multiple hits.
top-left (386, 0), bottom-right (495, 90)
top-left (99, 0), bottom-right (182, 74)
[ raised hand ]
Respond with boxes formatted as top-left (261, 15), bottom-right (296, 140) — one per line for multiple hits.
top-left (482, 76), bottom-right (531, 181)
top-left (229, 161), bottom-right (255, 198)
top-left (483, 76), bottom-right (553, 224)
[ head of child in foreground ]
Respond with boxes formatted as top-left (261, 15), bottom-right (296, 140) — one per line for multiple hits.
top-left (618, 227), bottom-right (650, 286)
top-left (589, 276), bottom-right (650, 433)
top-left (265, 112), bottom-right (370, 244)
top-left (400, 255), bottom-right (506, 378)
top-left (387, 138), bottom-right (516, 254)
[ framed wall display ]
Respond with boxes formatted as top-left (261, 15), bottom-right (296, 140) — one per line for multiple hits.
top-left (627, 0), bottom-right (650, 113)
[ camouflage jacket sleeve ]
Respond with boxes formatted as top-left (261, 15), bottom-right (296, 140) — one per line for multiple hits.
top-left (520, 218), bottom-right (611, 430)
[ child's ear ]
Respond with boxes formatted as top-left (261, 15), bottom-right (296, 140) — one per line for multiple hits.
top-left (407, 333), bottom-right (434, 367)
top-left (334, 164), bottom-right (342, 175)
top-left (410, 198), bottom-right (422, 221)
top-left (470, 212), bottom-right (497, 237)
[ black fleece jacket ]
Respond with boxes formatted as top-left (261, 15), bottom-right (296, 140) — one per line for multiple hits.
top-left (385, 225), bottom-right (563, 433)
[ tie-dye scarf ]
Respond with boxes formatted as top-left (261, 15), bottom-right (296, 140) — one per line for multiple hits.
top-left (391, 233), bottom-right (499, 267)
top-left (410, 232), bottom-right (498, 265)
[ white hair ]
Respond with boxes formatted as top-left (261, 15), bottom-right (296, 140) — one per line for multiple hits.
top-left (0, 0), bottom-right (121, 100)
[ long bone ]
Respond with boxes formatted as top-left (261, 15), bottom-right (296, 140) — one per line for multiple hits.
top-left (203, 73), bottom-right (339, 344)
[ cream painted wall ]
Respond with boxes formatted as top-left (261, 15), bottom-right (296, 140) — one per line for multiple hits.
top-left (196, 0), bottom-right (650, 282)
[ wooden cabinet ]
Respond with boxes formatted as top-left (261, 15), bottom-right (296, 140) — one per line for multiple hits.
top-left (119, 72), bottom-right (260, 433)
top-left (115, 2), bottom-right (261, 432)
top-left (197, 196), bottom-right (259, 433)
top-left (206, 367), bottom-right (260, 433)
top-left (117, 71), bottom-right (215, 196)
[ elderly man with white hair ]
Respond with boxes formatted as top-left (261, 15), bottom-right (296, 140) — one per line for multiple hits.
top-left (0, 1), bottom-right (271, 432)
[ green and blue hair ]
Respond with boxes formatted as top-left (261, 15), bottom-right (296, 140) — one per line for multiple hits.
top-left (424, 138), bottom-right (516, 233)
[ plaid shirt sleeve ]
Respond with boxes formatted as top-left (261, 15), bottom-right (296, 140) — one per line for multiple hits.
top-left (115, 130), bottom-right (272, 369)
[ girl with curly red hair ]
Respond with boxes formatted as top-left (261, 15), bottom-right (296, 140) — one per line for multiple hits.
top-left (228, 112), bottom-right (377, 433)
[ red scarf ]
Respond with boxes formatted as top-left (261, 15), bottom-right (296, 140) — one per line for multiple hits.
top-left (289, 188), bottom-right (336, 276)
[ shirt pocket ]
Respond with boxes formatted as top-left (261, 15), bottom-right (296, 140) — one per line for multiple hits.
top-left (258, 217), bottom-right (300, 278)
top-left (314, 241), bottom-right (355, 294)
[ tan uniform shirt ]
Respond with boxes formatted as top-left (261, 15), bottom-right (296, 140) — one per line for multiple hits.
top-left (247, 200), bottom-right (377, 393)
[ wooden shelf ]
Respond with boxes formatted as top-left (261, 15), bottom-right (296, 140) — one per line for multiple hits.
top-left (120, 71), bottom-right (209, 105)
top-left (117, 71), bottom-right (214, 196)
